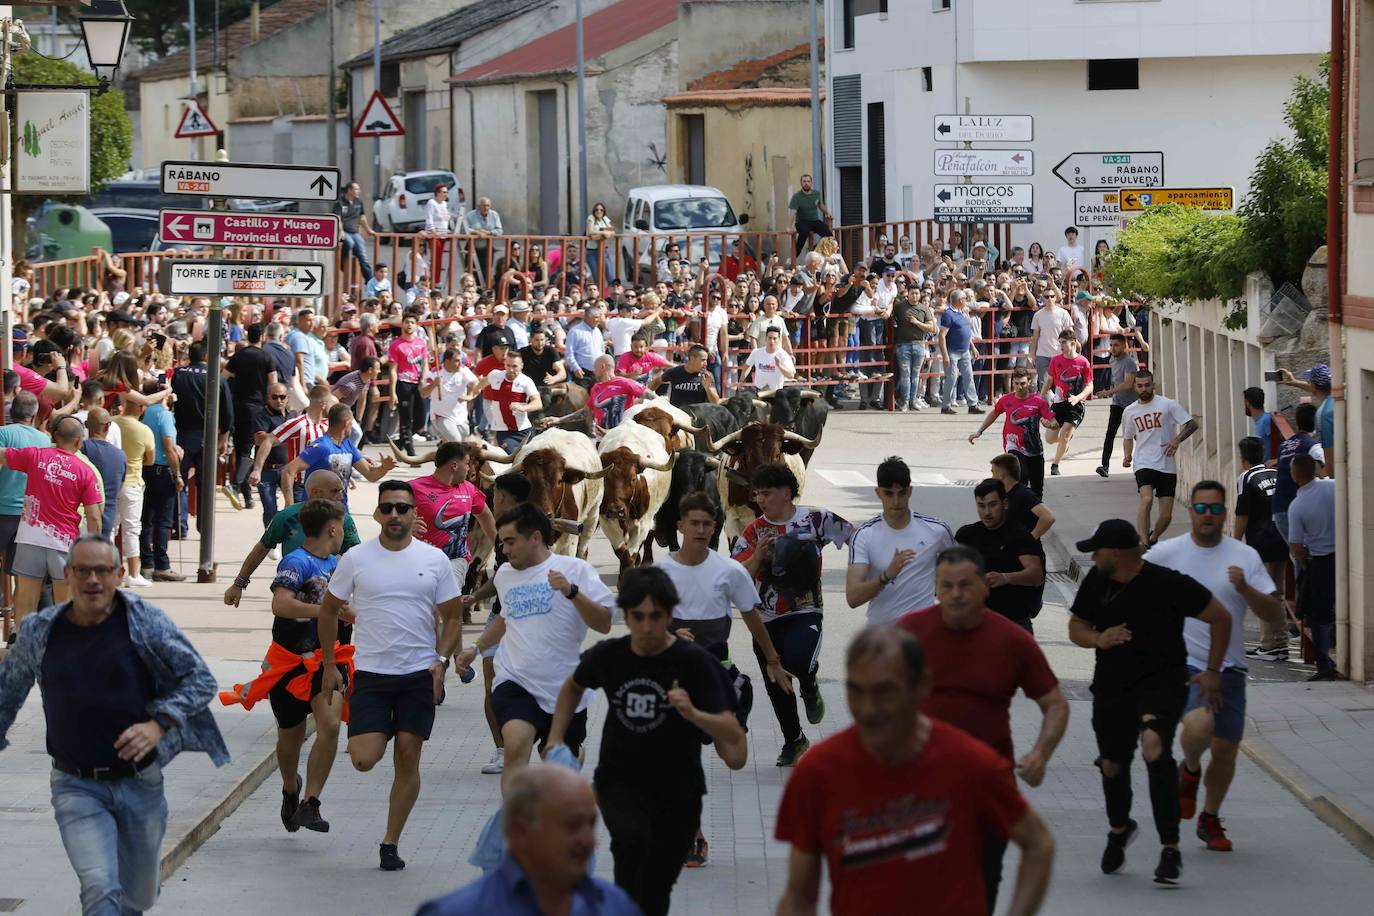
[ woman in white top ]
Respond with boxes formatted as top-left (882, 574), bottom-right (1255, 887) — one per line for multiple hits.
top-left (424, 184), bottom-right (454, 287)
top-left (584, 202), bottom-right (617, 286)
top-left (1025, 241), bottom-right (1046, 276)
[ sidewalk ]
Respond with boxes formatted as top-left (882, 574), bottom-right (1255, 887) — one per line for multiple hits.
top-left (1036, 409), bottom-right (1374, 860)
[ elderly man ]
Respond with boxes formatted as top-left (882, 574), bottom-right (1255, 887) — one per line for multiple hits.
top-left (0, 534), bottom-right (227, 915)
top-left (416, 766), bottom-right (639, 914)
top-left (464, 197), bottom-right (504, 284)
top-left (564, 304), bottom-right (607, 388)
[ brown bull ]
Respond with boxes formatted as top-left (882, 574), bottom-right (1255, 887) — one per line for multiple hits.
top-left (705, 422), bottom-right (818, 543)
top-left (505, 448), bottom-right (583, 550)
top-left (630, 406), bottom-right (702, 453)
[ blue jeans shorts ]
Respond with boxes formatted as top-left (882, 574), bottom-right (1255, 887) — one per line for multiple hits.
top-left (1185, 665), bottom-right (1247, 742)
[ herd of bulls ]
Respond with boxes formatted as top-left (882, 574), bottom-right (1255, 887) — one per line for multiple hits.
top-left (389, 386), bottom-right (832, 579)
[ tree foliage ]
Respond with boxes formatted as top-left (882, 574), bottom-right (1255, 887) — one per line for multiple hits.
top-left (54, 0), bottom-right (259, 60)
top-left (1106, 204), bottom-right (1249, 303)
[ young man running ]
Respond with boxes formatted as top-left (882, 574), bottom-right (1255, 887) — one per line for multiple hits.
top-left (1040, 329), bottom-right (1093, 477)
top-left (732, 462), bottom-right (854, 766)
top-left (319, 480), bottom-right (465, 871)
top-left (454, 504), bottom-right (614, 795)
top-left (410, 441), bottom-right (496, 598)
top-left (969, 367), bottom-right (1054, 497)
top-left (546, 567), bottom-right (746, 916)
top-left (1121, 370), bottom-right (1199, 545)
top-left (1069, 519), bottom-right (1232, 884)
top-left (1145, 481), bottom-right (1283, 852)
top-left (1094, 333), bottom-right (1138, 478)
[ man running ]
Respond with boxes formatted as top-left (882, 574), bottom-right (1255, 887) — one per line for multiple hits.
top-left (1145, 480), bottom-right (1283, 852)
top-left (475, 351), bottom-right (542, 453)
top-left (454, 504), bottom-right (614, 795)
top-left (899, 546), bottom-right (1067, 911)
top-left (282, 403), bottom-right (395, 506)
top-left (546, 567), bottom-right (746, 916)
top-left (250, 383), bottom-right (331, 504)
top-left (955, 480), bottom-right (1044, 632)
top-left (845, 456), bottom-right (953, 624)
top-left (1040, 329), bottom-right (1093, 478)
top-left (732, 462), bottom-right (854, 766)
top-left (1121, 370), bottom-right (1199, 545)
top-left (319, 480), bottom-right (465, 871)
top-left (969, 367), bottom-right (1054, 497)
top-left (1069, 519), bottom-right (1231, 884)
top-left (1094, 333), bottom-right (1138, 478)
top-left (410, 441), bottom-right (496, 593)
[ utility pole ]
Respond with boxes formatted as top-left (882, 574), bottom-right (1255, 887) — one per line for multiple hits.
top-left (188, 0), bottom-right (198, 160)
top-left (327, 0), bottom-right (337, 169)
top-left (575, 0), bottom-right (588, 222)
top-left (373, 0), bottom-right (381, 201)
top-left (809, 0), bottom-right (822, 195)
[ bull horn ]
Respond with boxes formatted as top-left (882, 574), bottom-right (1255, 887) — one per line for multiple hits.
top-left (672, 420), bottom-right (706, 435)
top-left (783, 430), bottom-right (822, 449)
top-left (701, 456), bottom-right (721, 468)
top-left (582, 465), bottom-right (612, 480)
top-left (751, 399), bottom-right (769, 410)
top-left (638, 451), bottom-right (680, 473)
top-left (725, 468), bottom-right (751, 487)
top-left (552, 518), bottom-right (584, 535)
top-left (483, 445), bottom-right (520, 465)
top-left (706, 428), bottom-right (744, 453)
top-left (799, 389), bottom-right (823, 400)
top-left (548, 384), bottom-right (568, 397)
top-left (757, 389), bottom-right (778, 400)
top-left (388, 438), bottom-right (436, 467)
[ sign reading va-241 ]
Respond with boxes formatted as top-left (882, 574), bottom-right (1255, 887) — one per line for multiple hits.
top-left (1053, 152), bottom-right (1164, 189)
top-left (933, 183), bottom-right (1034, 223)
top-left (160, 161), bottom-right (341, 202)
top-left (159, 210), bottom-right (340, 249)
top-left (160, 260), bottom-right (326, 297)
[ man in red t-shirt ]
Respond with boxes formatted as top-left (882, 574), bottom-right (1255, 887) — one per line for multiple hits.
top-left (774, 626), bottom-right (1054, 916)
top-left (410, 441), bottom-right (496, 589)
top-left (898, 545), bottom-right (1068, 911)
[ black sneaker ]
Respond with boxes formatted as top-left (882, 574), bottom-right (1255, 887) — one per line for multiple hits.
top-left (858, 401), bottom-right (869, 410)
top-left (1307, 669), bottom-right (1337, 682)
top-left (1100, 818), bottom-right (1138, 874)
top-left (802, 686), bottom-right (825, 724)
top-left (941, 407), bottom-right (957, 415)
top-left (1051, 464), bottom-right (1061, 476)
top-left (967, 405), bottom-right (985, 415)
top-left (1153, 846), bottom-right (1182, 884)
top-left (775, 736), bottom-right (810, 767)
top-left (281, 773), bottom-right (302, 833)
top-left (380, 843), bottom-right (406, 871)
top-left (1244, 645), bottom-right (1289, 661)
top-left (291, 796), bottom-right (330, 833)
top-left (1095, 466), bottom-right (1109, 478)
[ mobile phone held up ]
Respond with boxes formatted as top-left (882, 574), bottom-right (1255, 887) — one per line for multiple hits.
top-left (1263, 370), bottom-right (1283, 382)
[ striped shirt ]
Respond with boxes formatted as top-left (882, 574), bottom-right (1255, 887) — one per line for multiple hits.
top-left (270, 413), bottom-right (328, 464)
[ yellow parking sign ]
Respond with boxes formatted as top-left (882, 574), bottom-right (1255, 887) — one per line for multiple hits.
top-left (1119, 187), bottom-right (1234, 211)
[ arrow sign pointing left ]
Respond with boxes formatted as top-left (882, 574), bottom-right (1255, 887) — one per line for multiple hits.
top-left (158, 210), bottom-right (341, 249)
top-left (936, 189), bottom-right (952, 203)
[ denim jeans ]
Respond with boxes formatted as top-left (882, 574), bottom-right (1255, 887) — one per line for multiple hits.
top-left (258, 467), bottom-right (283, 528)
top-left (1311, 622), bottom-right (1336, 673)
top-left (496, 429), bottom-right (530, 454)
top-left (942, 349), bottom-right (977, 407)
top-left (51, 763), bottom-right (168, 916)
top-left (138, 466), bottom-right (177, 572)
top-left (858, 318), bottom-right (886, 403)
top-left (340, 231), bottom-right (373, 282)
top-left (895, 341), bottom-right (928, 404)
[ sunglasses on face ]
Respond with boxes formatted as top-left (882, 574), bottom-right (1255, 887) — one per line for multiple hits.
top-left (1191, 502), bottom-right (1225, 516)
top-left (269, 394), bottom-right (288, 400)
top-left (378, 502), bottom-right (414, 515)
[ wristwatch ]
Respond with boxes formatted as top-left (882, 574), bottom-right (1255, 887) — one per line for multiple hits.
top-left (439, 655), bottom-right (451, 668)
top-left (565, 583), bottom-right (580, 600)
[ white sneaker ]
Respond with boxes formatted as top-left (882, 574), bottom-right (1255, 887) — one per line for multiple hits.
top-left (481, 748), bottom-right (505, 775)
top-left (268, 546), bottom-right (281, 561)
top-left (915, 398), bottom-right (929, 409)
top-left (124, 574), bottom-right (153, 588)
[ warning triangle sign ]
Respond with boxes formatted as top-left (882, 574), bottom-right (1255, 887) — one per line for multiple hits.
top-left (353, 90), bottom-right (404, 138)
top-left (175, 98), bottom-right (219, 138)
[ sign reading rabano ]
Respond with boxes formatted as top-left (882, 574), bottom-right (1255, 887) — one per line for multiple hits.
top-left (12, 90), bottom-right (90, 195)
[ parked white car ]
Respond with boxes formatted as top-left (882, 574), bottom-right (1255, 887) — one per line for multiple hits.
top-left (619, 184), bottom-right (750, 284)
top-left (372, 170), bottom-right (465, 233)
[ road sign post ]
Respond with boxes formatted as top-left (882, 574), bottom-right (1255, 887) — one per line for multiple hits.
top-left (933, 183), bottom-right (1034, 223)
top-left (158, 210), bottom-right (340, 249)
top-left (1118, 187), bottom-right (1235, 211)
top-left (160, 260), bottom-right (328, 297)
top-left (160, 161), bottom-right (341, 202)
top-left (933, 149), bottom-right (1034, 177)
top-left (1052, 152), bottom-right (1164, 189)
top-left (933, 114), bottom-right (1033, 143)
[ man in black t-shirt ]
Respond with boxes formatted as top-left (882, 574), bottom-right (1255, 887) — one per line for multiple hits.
top-left (476, 305), bottom-right (519, 356)
top-left (226, 323), bottom-right (277, 503)
top-left (1234, 436), bottom-right (1290, 659)
top-left (652, 344), bottom-right (719, 408)
top-left (546, 567), bottom-right (746, 916)
top-left (251, 384), bottom-right (296, 526)
top-left (518, 327), bottom-right (564, 386)
top-left (1069, 519), bottom-right (1231, 886)
top-left (954, 479), bottom-right (1043, 630)
top-left (334, 181), bottom-right (374, 283)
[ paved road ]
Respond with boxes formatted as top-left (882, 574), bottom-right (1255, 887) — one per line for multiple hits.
top-left (159, 407), bottom-right (1374, 914)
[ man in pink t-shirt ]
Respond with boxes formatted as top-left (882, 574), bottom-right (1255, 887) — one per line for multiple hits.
top-left (1, 416), bottom-right (103, 630)
top-left (969, 367), bottom-right (1055, 497)
top-left (589, 355), bottom-right (646, 429)
top-left (387, 314), bottom-right (432, 455)
top-left (410, 442), bottom-right (497, 586)
top-left (615, 335), bottom-right (669, 382)
top-left (1039, 330), bottom-right (1094, 477)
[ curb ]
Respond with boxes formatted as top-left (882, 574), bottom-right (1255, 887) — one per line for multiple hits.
top-left (1043, 529), bottom-right (1087, 582)
top-left (1240, 735), bottom-right (1374, 861)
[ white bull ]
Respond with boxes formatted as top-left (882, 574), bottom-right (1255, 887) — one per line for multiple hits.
top-left (486, 428), bottom-right (604, 559)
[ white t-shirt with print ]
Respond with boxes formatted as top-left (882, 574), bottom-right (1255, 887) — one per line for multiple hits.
top-left (745, 347), bottom-right (795, 391)
top-left (430, 366), bottom-right (477, 421)
top-left (849, 511), bottom-right (956, 624)
top-left (1122, 395), bottom-right (1192, 474)
top-left (656, 551), bottom-right (760, 621)
top-left (482, 370), bottom-right (539, 432)
top-left (493, 554), bottom-right (616, 714)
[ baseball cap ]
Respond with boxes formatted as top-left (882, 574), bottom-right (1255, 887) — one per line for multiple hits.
top-left (105, 308), bottom-right (141, 325)
top-left (1075, 519), bottom-right (1141, 553)
top-left (1304, 363), bottom-right (1332, 391)
top-left (11, 327), bottom-right (29, 349)
top-left (618, 300), bottom-right (635, 311)
top-left (492, 303), bottom-right (510, 315)
top-left (342, 302), bottom-right (358, 313)
top-left (1074, 290), bottom-right (1093, 303)
top-left (883, 266), bottom-right (897, 275)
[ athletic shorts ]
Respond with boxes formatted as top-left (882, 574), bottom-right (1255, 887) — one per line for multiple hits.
top-left (1051, 400), bottom-right (1085, 428)
top-left (1133, 467), bottom-right (1178, 499)
top-left (268, 663), bottom-right (349, 730)
top-left (347, 669), bottom-right (437, 740)
top-left (12, 542), bottom-right (67, 581)
top-left (1091, 683), bottom-right (1189, 763)
top-left (1185, 666), bottom-right (1247, 743)
top-left (0, 515), bottom-right (19, 574)
top-left (491, 680), bottom-right (587, 754)
top-left (449, 557), bottom-right (471, 593)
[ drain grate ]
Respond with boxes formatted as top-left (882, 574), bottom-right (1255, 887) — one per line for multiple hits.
top-left (0, 899), bottom-right (25, 913)
top-left (953, 479), bottom-right (980, 487)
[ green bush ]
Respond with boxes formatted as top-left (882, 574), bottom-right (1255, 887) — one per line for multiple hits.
top-left (1105, 204), bottom-right (1248, 303)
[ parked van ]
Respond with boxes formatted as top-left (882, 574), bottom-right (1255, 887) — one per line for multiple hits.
top-left (620, 184), bottom-right (749, 284)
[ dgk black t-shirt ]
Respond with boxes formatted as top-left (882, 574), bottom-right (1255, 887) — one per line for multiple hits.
top-left (658, 365), bottom-right (710, 408)
top-left (574, 636), bottom-right (730, 794)
top-left (1070, 561), bottom-right (1212, 695)
top-left (955, 521), bottom-right (1042, 622)
top-left (1236, 466), bottom-right (1286, 561)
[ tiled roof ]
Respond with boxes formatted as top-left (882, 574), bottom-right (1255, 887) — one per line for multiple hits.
top-left (684, 41), bottom-right (821, 92)
top-left (139, 0), bottom-right (327, 80)
top-left (342, 0), bottom-right (550, 69)
top-left (663, 88), bottom-right (818, 107)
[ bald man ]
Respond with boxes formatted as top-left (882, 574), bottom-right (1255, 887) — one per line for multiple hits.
top-left (224, 469), bottom-right (362, 608)
top-left (416, 766), bottom-right (639, 915)
top-left (589, 354), bottom-right (646, 430)
top-left (80, 407), bottom-right (126, 540)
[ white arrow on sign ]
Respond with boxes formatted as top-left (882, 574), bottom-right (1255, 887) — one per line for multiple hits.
top-left (160, 161), bottom-right (342, 202)
top-left (161, 260), bottom-right (327, 298)
top-left (933, 183), bottom-right (1034, 224)
top-left (933, 148), bottom-right (1034, 177)
top-left (1052, 152), bottom-right (1164, 190)
top-left (933, 114), bottom-right (1033, 143)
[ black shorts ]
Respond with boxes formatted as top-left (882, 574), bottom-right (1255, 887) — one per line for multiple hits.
top-left (348, 669), bottom-right (437, 740)
top-left (268, 664), bottom-right (349, 730)
top-left (1051, 400), bottom-right (1085, 428)
top-left (1091, 684), bottom-right (1188, 763)
top-left (1133, 467), bottom-right (1178, 499)
top-left (491, 680), bottom-right (587, 754)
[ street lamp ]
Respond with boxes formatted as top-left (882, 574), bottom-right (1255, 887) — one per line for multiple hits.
top-left (78, 0), bottom-right (133, 91)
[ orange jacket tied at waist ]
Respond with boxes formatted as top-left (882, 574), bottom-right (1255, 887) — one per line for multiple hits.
top-left (220, 641), bottom-right (356, 721)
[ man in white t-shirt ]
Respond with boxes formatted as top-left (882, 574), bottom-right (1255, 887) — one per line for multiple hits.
top-left (606, 298), bottom-right (662, 356)
top-left (1028, 295), bottom-right (1076, 390)
top-left (1056, 226), bottom-right (1086, 268)
top-left (1121, 370), bottom-right (1199, 545)
top-left (1144, 479), bottom-right (1283, 853)
top-left (845, 456), bottom-right (955, 623)
top-left (741, 327), bottom-right (796, 392)
top-left (455, 503), bottom-right (614, 795)
top-left (320, 480), bottom-right (465, 872)
top-left (474, 351), bottom-right (542, 453)
top-left (422, 348), bottom-right (477, 442)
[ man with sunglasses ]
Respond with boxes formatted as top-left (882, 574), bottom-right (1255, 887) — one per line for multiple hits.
top-left (320, 480), bottom-right (465, 871)
top-left (1143, 481), bottom-right (1283, 853)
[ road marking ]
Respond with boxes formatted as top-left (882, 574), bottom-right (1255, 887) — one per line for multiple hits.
top-left (816, 469), bottom-right (954, 488)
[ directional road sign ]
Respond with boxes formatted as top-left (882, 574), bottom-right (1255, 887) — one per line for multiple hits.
top-left (1053, 152), bottom-right (1164, 189)
top-left (160, 161), bottom-right (341, 202)
top-left (1119, 187), bottom-right (1234, 212)
top-left (933, 114), bottom-right (1033, 143)
top-left (1074, 191), bottom-right (1121, 227)
top-left (933, 183), bottom-right (1034, 224)
top-left (159, 210), bottom-right (341, 249)
top-left (353, 90), bottom-right (404, 138)
top-left (160, 260), bottom-right (327, 297)
top-left (933, 149), bottom-right (1033, 177)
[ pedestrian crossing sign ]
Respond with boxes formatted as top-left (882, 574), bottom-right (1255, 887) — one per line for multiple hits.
top-left (175, 98), bottom-right (219, 139)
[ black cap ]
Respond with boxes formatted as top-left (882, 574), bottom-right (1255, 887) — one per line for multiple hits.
top-left (1075, 519), bottom-right (1141, 553)
top-left (105, 309), bottom-right (143, 326)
